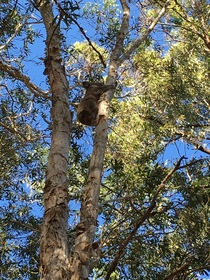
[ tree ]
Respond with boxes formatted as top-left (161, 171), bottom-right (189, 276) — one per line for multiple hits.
top-left (0, 0), bottom-right (209, 279)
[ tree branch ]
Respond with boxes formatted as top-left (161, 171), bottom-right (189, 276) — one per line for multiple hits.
top-left (108, 0), bottom-right (130, 81)
top-left (0, 60), bottom-right (49, 98)
top-left (118, 0), bottom-right (170, 65)
top-left (173, 0), bottom-right (210, 51)
top-left (190, 138), bottom-right (210, 155)
top-left (0, 120), bottom-right (30, 142)
top-left (105, 156), bottom-right (186, 280)
top-left (110, 0), bottom-right (130, 62)
top-left (176, 130), bottom-right (210, 155)
top-left (0, 21), bottom-right (24, 51)
top-left (54, 0), bottom-right (107, 68)
top-left (164, 263), bottom-right (190, 280)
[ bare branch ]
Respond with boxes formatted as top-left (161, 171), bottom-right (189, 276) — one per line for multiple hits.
top-left (15, 101), bottom-right (33, 119)
top-left (0, 60), bottom-right (49, 98)
top-left (190, 139), bottom-right (210, 155)
top-left (178, 158), bottom-right (206, 170)
top-left (72, 22), bottom-right (107, 68)
top-left (12, 219), bottom-right (41, 233)
top-left (176, 130), bottom-right (210, 155)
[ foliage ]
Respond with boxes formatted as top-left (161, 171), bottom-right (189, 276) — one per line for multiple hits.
top-left (0, 0), bottom-right (209, 279)
top-left (83, 0), bottom-right (121, 47)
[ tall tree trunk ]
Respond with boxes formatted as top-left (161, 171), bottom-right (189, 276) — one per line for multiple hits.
top-left (70, 118), bottom-right (110, 280)
top-left (37, 1), bottom-right (72, 279)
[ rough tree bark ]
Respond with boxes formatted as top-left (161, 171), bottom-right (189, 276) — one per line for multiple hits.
top-left (70, 1), bottom-right (170, 279)
top-left (37, 1), bottom-right (72, 279)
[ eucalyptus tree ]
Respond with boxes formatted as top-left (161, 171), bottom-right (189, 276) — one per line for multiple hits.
top-left (0, 0), bottom-right (209, 280)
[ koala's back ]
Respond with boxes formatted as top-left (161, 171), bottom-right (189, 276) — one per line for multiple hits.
top-left (77, 99), bottom-right (98, 126)
top-left (77, 81), bottom-right (116, 126)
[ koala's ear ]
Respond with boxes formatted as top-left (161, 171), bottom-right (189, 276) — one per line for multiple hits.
top-left (82, 82), bottom-right (90, 89)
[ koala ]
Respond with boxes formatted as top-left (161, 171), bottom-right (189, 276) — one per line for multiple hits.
top-left (77, 81), bottom-right (115, 126)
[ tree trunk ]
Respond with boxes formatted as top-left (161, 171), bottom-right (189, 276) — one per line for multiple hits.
top-left (70, 116), bottom-right (109, 279)
top-left (37, 1), bottom-right (72, 279)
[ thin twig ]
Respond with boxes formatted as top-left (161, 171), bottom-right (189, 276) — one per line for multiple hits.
top-left (54, 0), bottom-right (107, 68)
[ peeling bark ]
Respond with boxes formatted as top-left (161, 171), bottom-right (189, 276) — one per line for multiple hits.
top-left (37, 1), bottom-right (72, 279)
